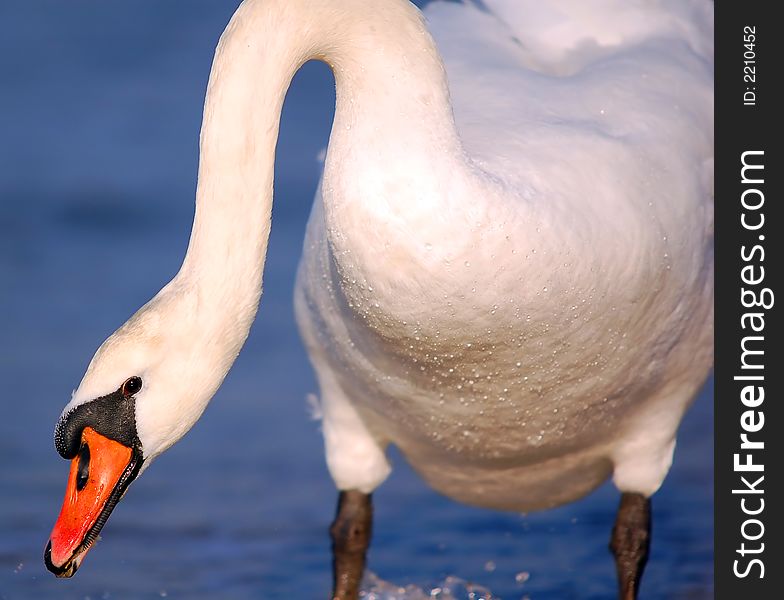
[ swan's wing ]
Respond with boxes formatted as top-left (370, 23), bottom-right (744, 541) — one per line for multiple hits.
top-left (421, 0), bottom-right (714, 217)
top-left (422, 0), bottom-right (713, 73)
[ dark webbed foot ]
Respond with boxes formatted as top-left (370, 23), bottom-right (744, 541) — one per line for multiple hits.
top-left (330, 490), bottom-right (372, 600)
top-left (610, 492), bottom-right (651, 600)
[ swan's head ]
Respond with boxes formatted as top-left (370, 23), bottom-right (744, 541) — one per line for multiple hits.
top-left (44, 290), bottom-right (230, 577)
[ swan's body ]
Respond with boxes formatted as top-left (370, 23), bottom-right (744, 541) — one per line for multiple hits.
top-left (46, 0), bottom-right (713, 594)
top-left (295, 0), bottom-right (713, 510)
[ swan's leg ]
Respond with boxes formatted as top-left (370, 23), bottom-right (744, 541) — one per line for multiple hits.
top-left (609, 414), bottom-right (676, 599)
top-left (609, 492), bottom-right (651, 600)
top-left (320, 394), bottom-right (387, 600)
top-left (330, 490), bottom-right (372, 600)
top-left (296, 352), bottom-right (389, 598)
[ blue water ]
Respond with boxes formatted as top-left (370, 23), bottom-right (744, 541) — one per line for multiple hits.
top-left (0, 2), bottom-right (713, 598)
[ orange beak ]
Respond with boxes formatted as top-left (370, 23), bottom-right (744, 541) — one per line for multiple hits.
top-left (45, 427), bottom-right (139, 577)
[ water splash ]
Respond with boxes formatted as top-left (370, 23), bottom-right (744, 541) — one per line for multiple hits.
top-left (360, 572), bottom-right (495, 599)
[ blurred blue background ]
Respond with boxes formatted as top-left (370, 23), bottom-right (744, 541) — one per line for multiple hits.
top-left (0, 1), bottom-right (712, 598)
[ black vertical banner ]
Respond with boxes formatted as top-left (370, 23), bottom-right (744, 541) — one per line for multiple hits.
top-left (716, 2), bottom-right (783, 598)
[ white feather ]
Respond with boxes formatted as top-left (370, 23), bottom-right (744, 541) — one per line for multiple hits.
top-left (69, 0), bottom-right (713, 510)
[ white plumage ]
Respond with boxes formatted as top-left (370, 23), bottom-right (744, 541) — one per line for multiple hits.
top-left (64, 0), bottom-right (713, 520)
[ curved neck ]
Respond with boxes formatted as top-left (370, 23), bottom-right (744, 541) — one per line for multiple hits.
top-left (176, 0), bottom-right (461, 347)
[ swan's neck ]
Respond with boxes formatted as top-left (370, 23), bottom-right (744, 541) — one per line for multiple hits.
top-left (176, 0), bottom-right (462, 353)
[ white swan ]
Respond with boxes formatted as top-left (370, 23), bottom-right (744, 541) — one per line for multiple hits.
top-left (45, 0), bottom-right (713, 598)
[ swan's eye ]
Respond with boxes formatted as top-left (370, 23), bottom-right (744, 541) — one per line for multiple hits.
top-left (76, 442), bottom-right (90, 491)
top-left (121, 376), bottom-right (143, 397)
